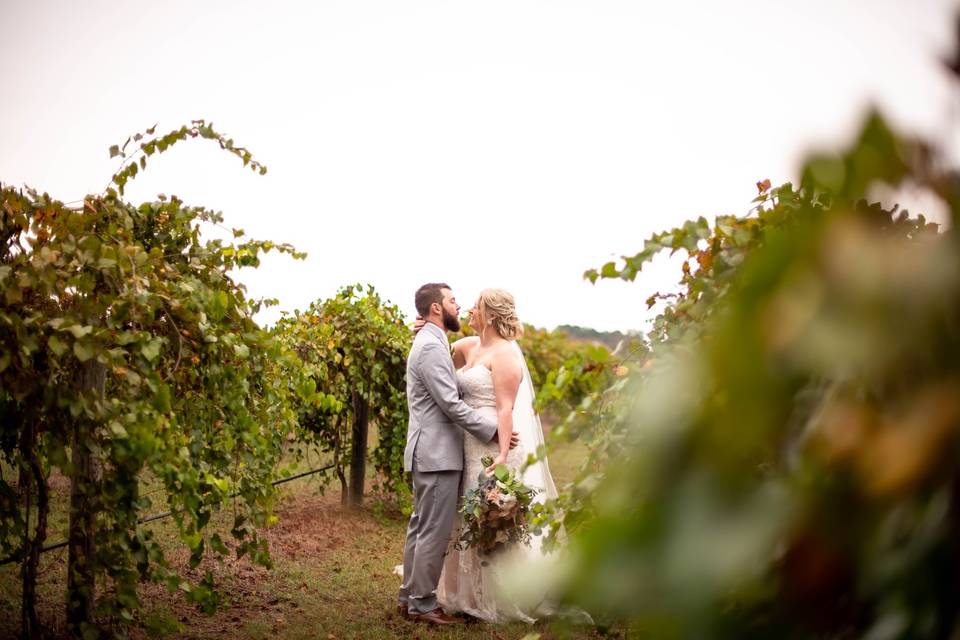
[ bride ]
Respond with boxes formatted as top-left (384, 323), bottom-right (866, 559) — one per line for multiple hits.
top-left (435, 288), bottom-right (560, 623)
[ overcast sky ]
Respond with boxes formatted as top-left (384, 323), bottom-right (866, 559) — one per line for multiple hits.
top-left (2, 0), bottom-right (957, 332)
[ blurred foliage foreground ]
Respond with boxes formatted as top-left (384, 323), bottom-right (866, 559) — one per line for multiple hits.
top-left (547, 101), bottom-right (960, 636)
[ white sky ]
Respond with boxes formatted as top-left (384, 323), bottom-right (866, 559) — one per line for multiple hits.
top-left (1, 0), bottom-right (957, 332)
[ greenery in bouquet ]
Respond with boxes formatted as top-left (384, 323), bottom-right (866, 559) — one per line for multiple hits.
top-left (459, 455), bottom-right (539, 555)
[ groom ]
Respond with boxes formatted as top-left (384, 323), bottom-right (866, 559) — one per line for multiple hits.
top-left (398, 283), bottom-right (508, 625)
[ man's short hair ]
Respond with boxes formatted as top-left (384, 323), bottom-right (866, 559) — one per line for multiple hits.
top-left (415, 282), bottom-right (450, 317)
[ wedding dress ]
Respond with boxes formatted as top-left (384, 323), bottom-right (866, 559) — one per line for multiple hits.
top-left (437, 342), bottom-right (559, 623)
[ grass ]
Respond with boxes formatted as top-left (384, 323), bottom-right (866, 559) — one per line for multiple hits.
top-left (0, 432), bottom-right (611, 639)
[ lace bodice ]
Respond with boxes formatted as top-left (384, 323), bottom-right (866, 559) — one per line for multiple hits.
top-left (455, 365), bottom-right (524, 499)
top-left (458, 365), bottom-right (498, 410)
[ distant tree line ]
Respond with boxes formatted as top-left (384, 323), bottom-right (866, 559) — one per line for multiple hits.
top-left (554, 325), bottom-right (636, 351)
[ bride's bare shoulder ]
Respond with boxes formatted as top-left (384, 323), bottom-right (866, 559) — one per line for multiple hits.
top-left (451, 336), bottom-right (480, 367)
top-left (490, 341), bottom-right (523, 373)
top-left (452, 336), bottom-right (480, 353)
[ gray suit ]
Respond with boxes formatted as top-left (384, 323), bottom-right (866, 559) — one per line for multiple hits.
top-left (399, 322), bottom-right (497, 614)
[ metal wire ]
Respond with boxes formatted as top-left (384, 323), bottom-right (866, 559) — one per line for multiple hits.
top-left (0, 463), bottom-right (335, 567)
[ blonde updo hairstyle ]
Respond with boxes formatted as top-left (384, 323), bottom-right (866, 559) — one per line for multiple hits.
top-left (477, 288), bottom-right (524, 340)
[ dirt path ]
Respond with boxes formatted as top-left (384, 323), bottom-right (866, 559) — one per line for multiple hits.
top-left (1, 444), bottom-right (601, 639)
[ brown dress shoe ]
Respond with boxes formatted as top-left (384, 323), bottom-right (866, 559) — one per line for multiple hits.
top-left (409, 607), bottom-right (461, 625)
top-left (396, 604), bottom-right (409, 619)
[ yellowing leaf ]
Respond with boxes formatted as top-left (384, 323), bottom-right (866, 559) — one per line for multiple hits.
top-left (73, 341), bottom-right (94, 362)
top-left (48, 335), bottom-right (69, 356)
top-left (66, 324), bottom-right (93, 338)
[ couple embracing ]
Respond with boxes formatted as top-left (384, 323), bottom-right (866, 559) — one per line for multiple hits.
top-left (397, 283), bottom-right (558, 625)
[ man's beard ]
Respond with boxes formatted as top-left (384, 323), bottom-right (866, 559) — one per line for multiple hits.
top-left (442, 308), bottom-right (461, 332)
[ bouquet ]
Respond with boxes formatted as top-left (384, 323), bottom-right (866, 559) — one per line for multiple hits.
top-left (458, 455), bottom-right (539, 555)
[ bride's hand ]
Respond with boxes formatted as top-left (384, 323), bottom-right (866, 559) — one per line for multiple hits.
top-left (484, 454), bottom-right (508, 476)
top-left (411, 315), bottom-right (426, 333)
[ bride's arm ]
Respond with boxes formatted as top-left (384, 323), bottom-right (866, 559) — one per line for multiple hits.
top-left (487, 349), bottom-right (523, 472)
top-left (451, 336), bottom-right (479, 369)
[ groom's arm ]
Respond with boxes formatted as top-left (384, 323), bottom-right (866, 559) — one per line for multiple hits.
top-left (418, 342), bottom-right (498, 443)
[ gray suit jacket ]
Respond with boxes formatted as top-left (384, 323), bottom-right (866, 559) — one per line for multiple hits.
top-left (403, 323), bottom-right (497, 472)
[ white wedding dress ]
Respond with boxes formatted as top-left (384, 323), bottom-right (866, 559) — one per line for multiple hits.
top-left (436, 342), bottom-right (559, 623)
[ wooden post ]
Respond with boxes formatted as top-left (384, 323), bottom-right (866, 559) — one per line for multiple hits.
top-left (67, 360), bottom-right (103, 634)
top-left (349, 390), bottom-right (369, 507)
top-left (20, 417), bottom-right (48, 640)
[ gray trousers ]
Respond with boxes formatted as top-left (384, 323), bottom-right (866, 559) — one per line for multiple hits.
top-left (398, 469), bottom-right (460, 614)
